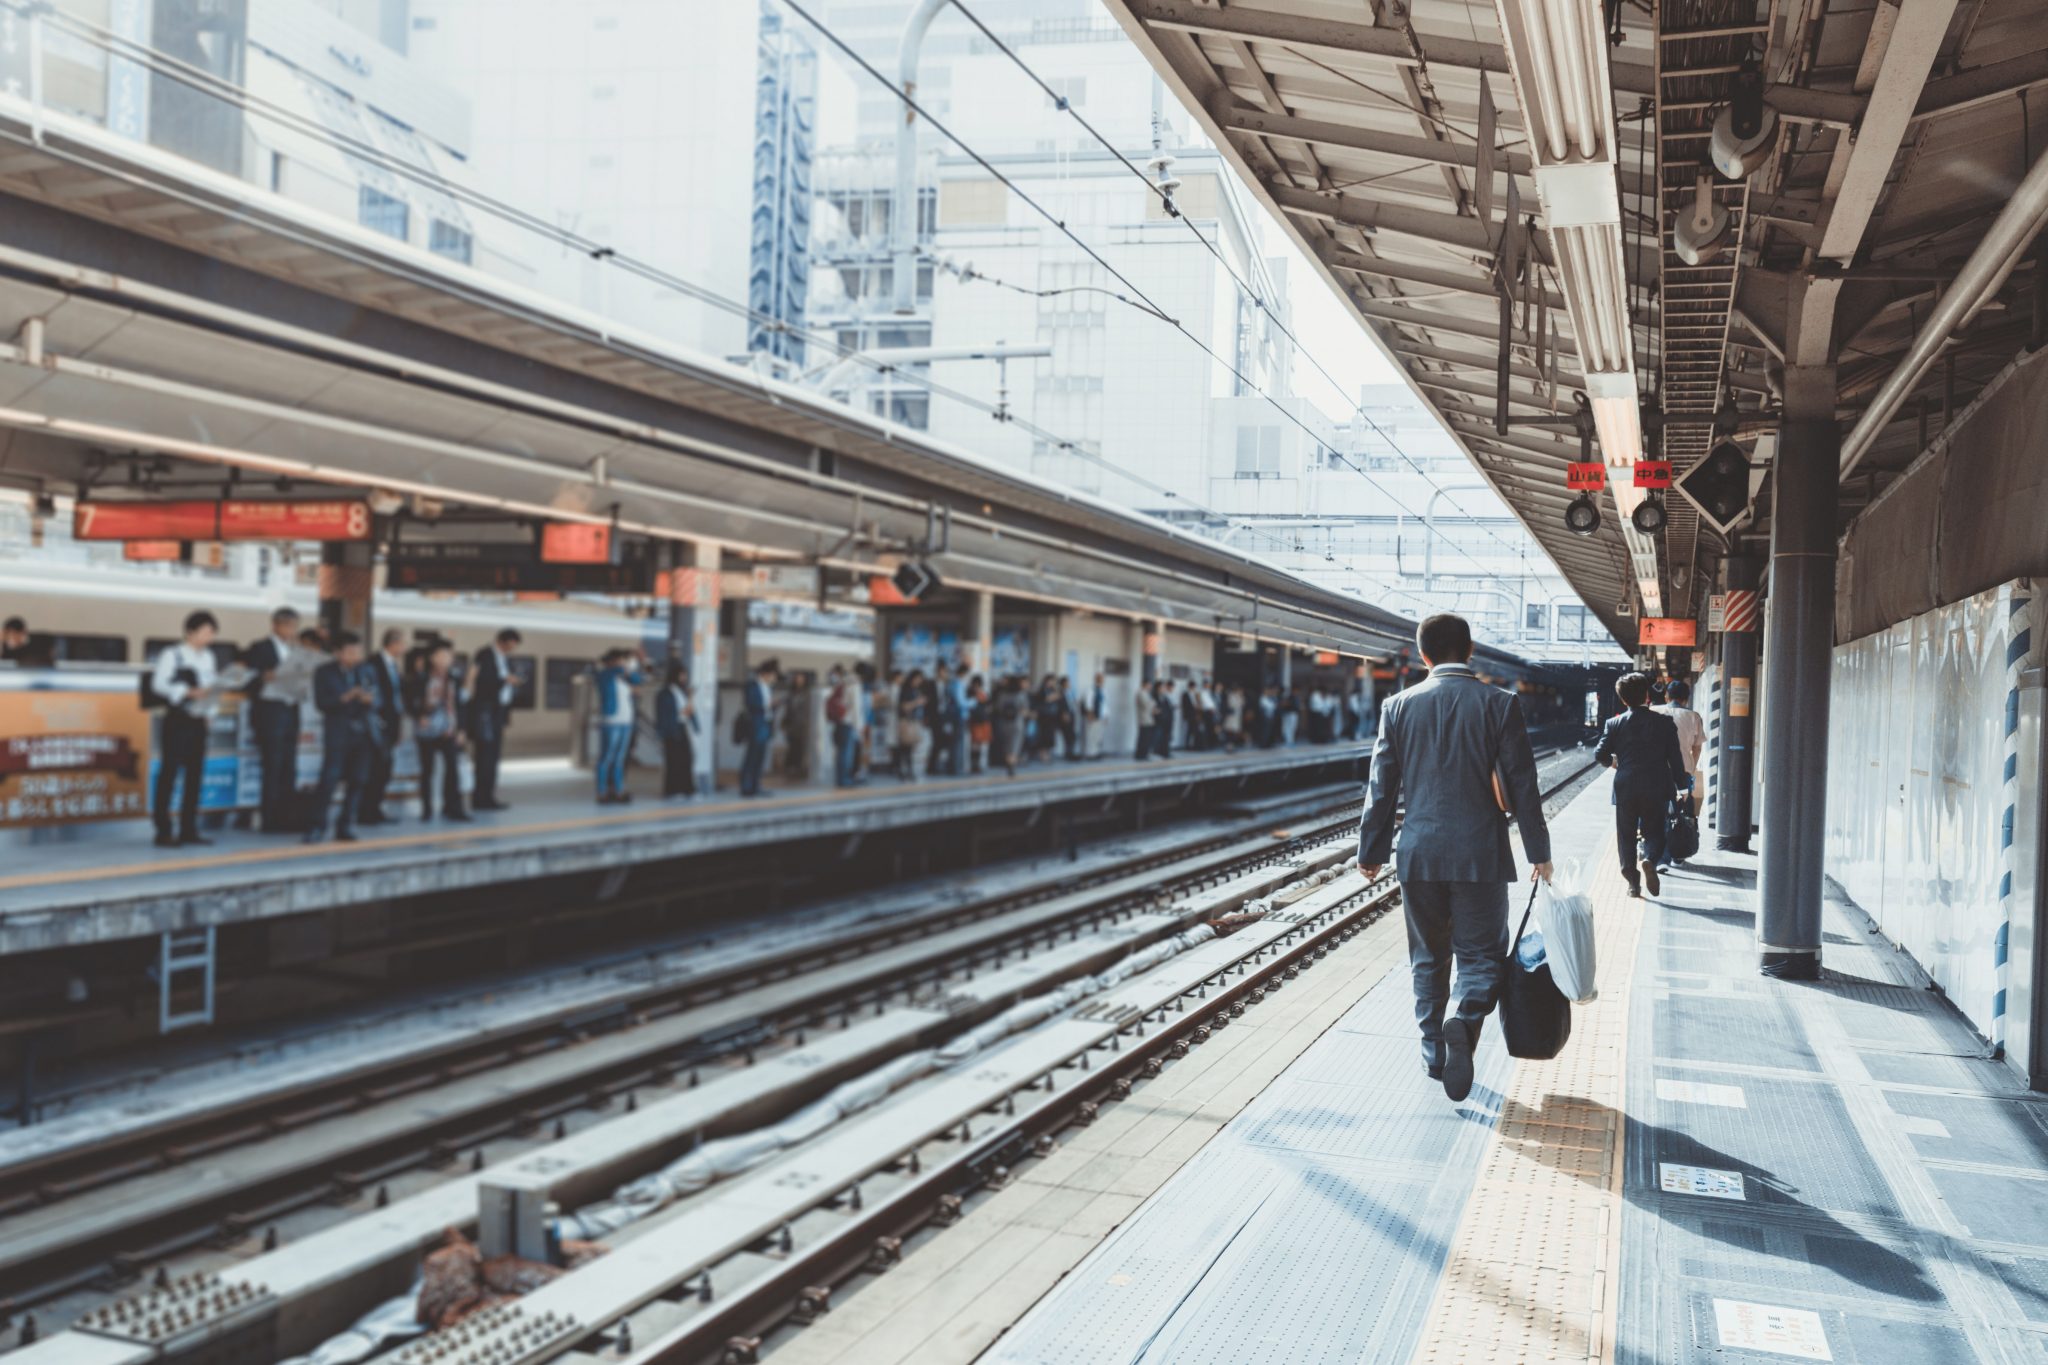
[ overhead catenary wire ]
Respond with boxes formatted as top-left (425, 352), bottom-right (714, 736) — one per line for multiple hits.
top-left (937, 0), bottom-right (1546, 582)
top-left (18, 0), bottom-right (1516, 622)
top-left (777, 0), bottom-right (1535, 608)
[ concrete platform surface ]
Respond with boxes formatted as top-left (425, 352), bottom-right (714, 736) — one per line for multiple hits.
top-left (790, 772), bottom-right (2048, 1365)
top-left (0, 744), bottom-right (1361, 953)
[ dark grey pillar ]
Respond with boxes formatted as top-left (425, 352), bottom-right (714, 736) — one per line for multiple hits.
top-left (1141, 620), bottom-right (1161, 684)
top-left (1756, 421), bottom-right (1838, 980)
top-left (1715, 553), bottom-right (1760, 853)
top-left (319, 540), bottom-right (374, 643)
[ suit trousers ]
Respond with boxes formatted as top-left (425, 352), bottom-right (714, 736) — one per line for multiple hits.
top-left (1614, 794), bottom-right (1669, 884)
top-left (250, 700), bottom-right (299, 832)
top-left (1400, 878), bottom-right (1510, 1071)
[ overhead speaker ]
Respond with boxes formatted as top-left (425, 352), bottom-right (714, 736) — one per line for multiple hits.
top-left (1565, 493), bottom-right (1603, 537)
top-left (1711, 60), bottom-right (1778, 180)
top-left (1673, 175), bottom-right (1729, 266)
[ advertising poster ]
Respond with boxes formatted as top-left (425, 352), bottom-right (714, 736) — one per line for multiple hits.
top-left (0, 677), bottom-right (153, 827)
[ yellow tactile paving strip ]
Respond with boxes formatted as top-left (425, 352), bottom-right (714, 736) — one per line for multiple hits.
top-left (1409, 853), bottom-right (1644, 1365)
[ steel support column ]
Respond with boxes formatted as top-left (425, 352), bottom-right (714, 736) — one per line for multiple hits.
top-left (1756, 422), bottom-right (1838, 979)
top-left (964, 589), bottom-right (994, 678)
top-left (1715, 554), bottom-right (1760, 853)
top-left (1141, 619), bottom-right (1162, 684)
top-left (668, 541), bottom-right (721, 794)
top-left (318, 540), bottom-right (374, 643)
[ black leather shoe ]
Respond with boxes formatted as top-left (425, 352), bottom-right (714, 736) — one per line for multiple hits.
top-left (154, 831), bottom-right (178, 848)
top-left (1626, 881), bottom-right (1643, 898)
top-left (1441, 1018), bottom-right (1475, 1102)
top-left (1643, 864), bottom-right (1661, 897)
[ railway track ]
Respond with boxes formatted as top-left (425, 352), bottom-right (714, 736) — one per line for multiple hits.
top-left (0, 752), bottom-right (1596, 1361)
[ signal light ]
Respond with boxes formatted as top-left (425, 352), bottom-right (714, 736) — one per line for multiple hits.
top-left (1632, 497), bottom-right (1667, 535)
top-left (1674, 441), bottom-right (1755, 536)
top-left (1565, 494), bottom-right (1602, 537)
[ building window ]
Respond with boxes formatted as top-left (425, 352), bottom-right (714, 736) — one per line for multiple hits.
top-left (429, 220), bottom-right (473, 264)
top-left (1235, 425), bottom-right (1280, 478)
top-left (1525, 603), bottom-right (1547, 632)
top-left (268, 151), bottom-right (284, 192)
top-left (1557, 605), bottom-right (1589, 641)
top-left (358, 186), bottom-right (409, 241)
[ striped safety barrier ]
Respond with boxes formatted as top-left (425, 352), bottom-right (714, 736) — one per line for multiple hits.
top-left (1993, 583), bottom-right (2033, 1056)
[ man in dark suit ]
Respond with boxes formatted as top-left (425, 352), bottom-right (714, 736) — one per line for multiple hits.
top-left (241, 606), bottom-right (302, 833)
top-left (1593, 671), bottom-right (1690, 898)
top-left (305, 631), bottom-right (377, 844)
top-left (739, 659), bottom-right (777, 797)
top-left (466, 628), bottom-right (521, 810)
top-left (1358, 614), bottom-right (1552, 1102)
top-left (358, 628), bottom-right (407, 825)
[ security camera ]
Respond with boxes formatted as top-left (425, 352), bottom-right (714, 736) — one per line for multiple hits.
top-left (366, 487), bottom-right (405, 516)
top-left (1711, 60), bottom-right (1777, 180)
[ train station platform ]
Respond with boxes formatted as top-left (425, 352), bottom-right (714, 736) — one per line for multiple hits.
top-left (787, 772), bottom-right (2048, 1365)
top-left (0, 744), bottom-right (1362, 956)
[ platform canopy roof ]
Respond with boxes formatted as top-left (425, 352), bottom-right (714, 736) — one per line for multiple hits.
top-left (1105, 0), bottom-right (2048, 647)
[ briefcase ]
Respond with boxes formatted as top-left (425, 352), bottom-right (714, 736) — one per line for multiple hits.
top-left (1500, 887), bottom-right (1573, 1060)
top-left (1667, 802), bottom-right (1700, 862)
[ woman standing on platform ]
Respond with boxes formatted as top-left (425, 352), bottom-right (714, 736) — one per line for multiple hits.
top-left (965, 674), bottom-right (992, 774)
top-left (593, 647), bottom-right (645, 805)
top-left (993, 675), bottom-right (1027, 776)
top-left (408, 640), bottom-right (469, 823)
top-left (896, 669), bottom-right (929, 781)
top-left (655, 661), bottom-right (698, 799)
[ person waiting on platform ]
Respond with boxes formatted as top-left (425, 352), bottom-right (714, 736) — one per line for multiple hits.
top-left (739, 658), bottom-right (778, 798)
top-left (0, 615), bottom-right (26, 662)
top-left (655, 661), bottom-right (699, 799)
top-left (895, 668), bottom-right (930, 781)
top-left (593, 647), bottom-right (646, 805)
top-left (240, 606), bottom-right (303, 834)
top-left (407, 639), bottom-right (468, 822)
top-left (1594, 671), bottom-right (1691, 898)
top-left (1357, 613), bottom-right (1552, 1102)
top-left (466, 628), bottom-right (520, 811)
top-left (994, 674), bottom-right (1028, 775)
top-left (304, 631), bottom-right (377, 845)
top-left (359, 628), bottom-right (407, 825)
top-left (150, 610), bottom-right (220, 848)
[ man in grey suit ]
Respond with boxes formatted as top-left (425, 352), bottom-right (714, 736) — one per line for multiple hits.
top-left (1358, 614), bottom-right (1553, 1101)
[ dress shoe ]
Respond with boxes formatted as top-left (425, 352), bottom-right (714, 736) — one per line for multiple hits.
top-left (1440, 1017), bottom-right (1476, 1102)
top-left (178, 834), bottom-right (213, 847)
top-left (1626, 882), bottom-right (1642, 899)
top-left (154, 831), bottom-right (178, 848)
top-left (446, 811), bottom-right (473, 822)
top-left (335, 830), bottom-right (359, 843)
top-left (1643, 864), bottom-right (1661, 897)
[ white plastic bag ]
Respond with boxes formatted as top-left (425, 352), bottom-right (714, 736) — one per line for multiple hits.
top-left (1532, 860), bottom-right (1597, 1002)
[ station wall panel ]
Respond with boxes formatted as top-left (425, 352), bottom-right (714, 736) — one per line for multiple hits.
top-left (1825, 578), bottom-right (2039, 1043)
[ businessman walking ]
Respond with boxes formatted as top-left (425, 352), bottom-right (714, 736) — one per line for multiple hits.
top-left (1594, 671), bottom-right (1691, 897)
top-left (1357, 614), bottom-right (1553, 1102)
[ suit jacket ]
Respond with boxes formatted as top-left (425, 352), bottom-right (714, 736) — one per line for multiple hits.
top-left (1357, 663), bottom-right (1550, 882)
top-left (655, 685), bottom-right (698, 741)
top-left (242, 636), bottom-right (295, 709)
top-left (1594, 705), bottom-right (1689, 805)
top-left (467, 648), bottom-right (514, 737)
top-left (743, 678), bottom-right (773, 744)
top-left (370, 653), bottom-right (404, 743)
top-left (314, 660), bottom-right (377, 745)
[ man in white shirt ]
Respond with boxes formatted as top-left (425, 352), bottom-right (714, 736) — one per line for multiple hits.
top-left (152, 610), bottom-right (220, 848)
top-left (1654, 678), bottom-right (1707, 821)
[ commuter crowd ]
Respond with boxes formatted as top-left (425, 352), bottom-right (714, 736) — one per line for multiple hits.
top-left (811, 665), bottom-right (1373, 788)
top-left (141, 606), bottom-right (544, 846)
top-left (120, 604), bottom-right (1376, 845)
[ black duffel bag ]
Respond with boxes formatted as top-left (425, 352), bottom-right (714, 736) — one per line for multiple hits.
top-left (1500, 886), bottom-right (1573, 1061)
top-left (1667, 798), bottom-right (1700, 863)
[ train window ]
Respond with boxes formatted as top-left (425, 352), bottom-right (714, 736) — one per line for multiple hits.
top-left (53, 633), bottom-right (129, 663)
top-left (544, 657), bottom-right (587, 710)
top-left (506, 655), bottom-right (538, 711)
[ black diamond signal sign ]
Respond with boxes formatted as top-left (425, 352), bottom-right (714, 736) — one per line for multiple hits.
top-left (1675, 441), bottom-right (1754, 536)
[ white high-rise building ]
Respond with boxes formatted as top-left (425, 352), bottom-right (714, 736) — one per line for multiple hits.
top-left (406, 0), bottom-right (765, 361)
